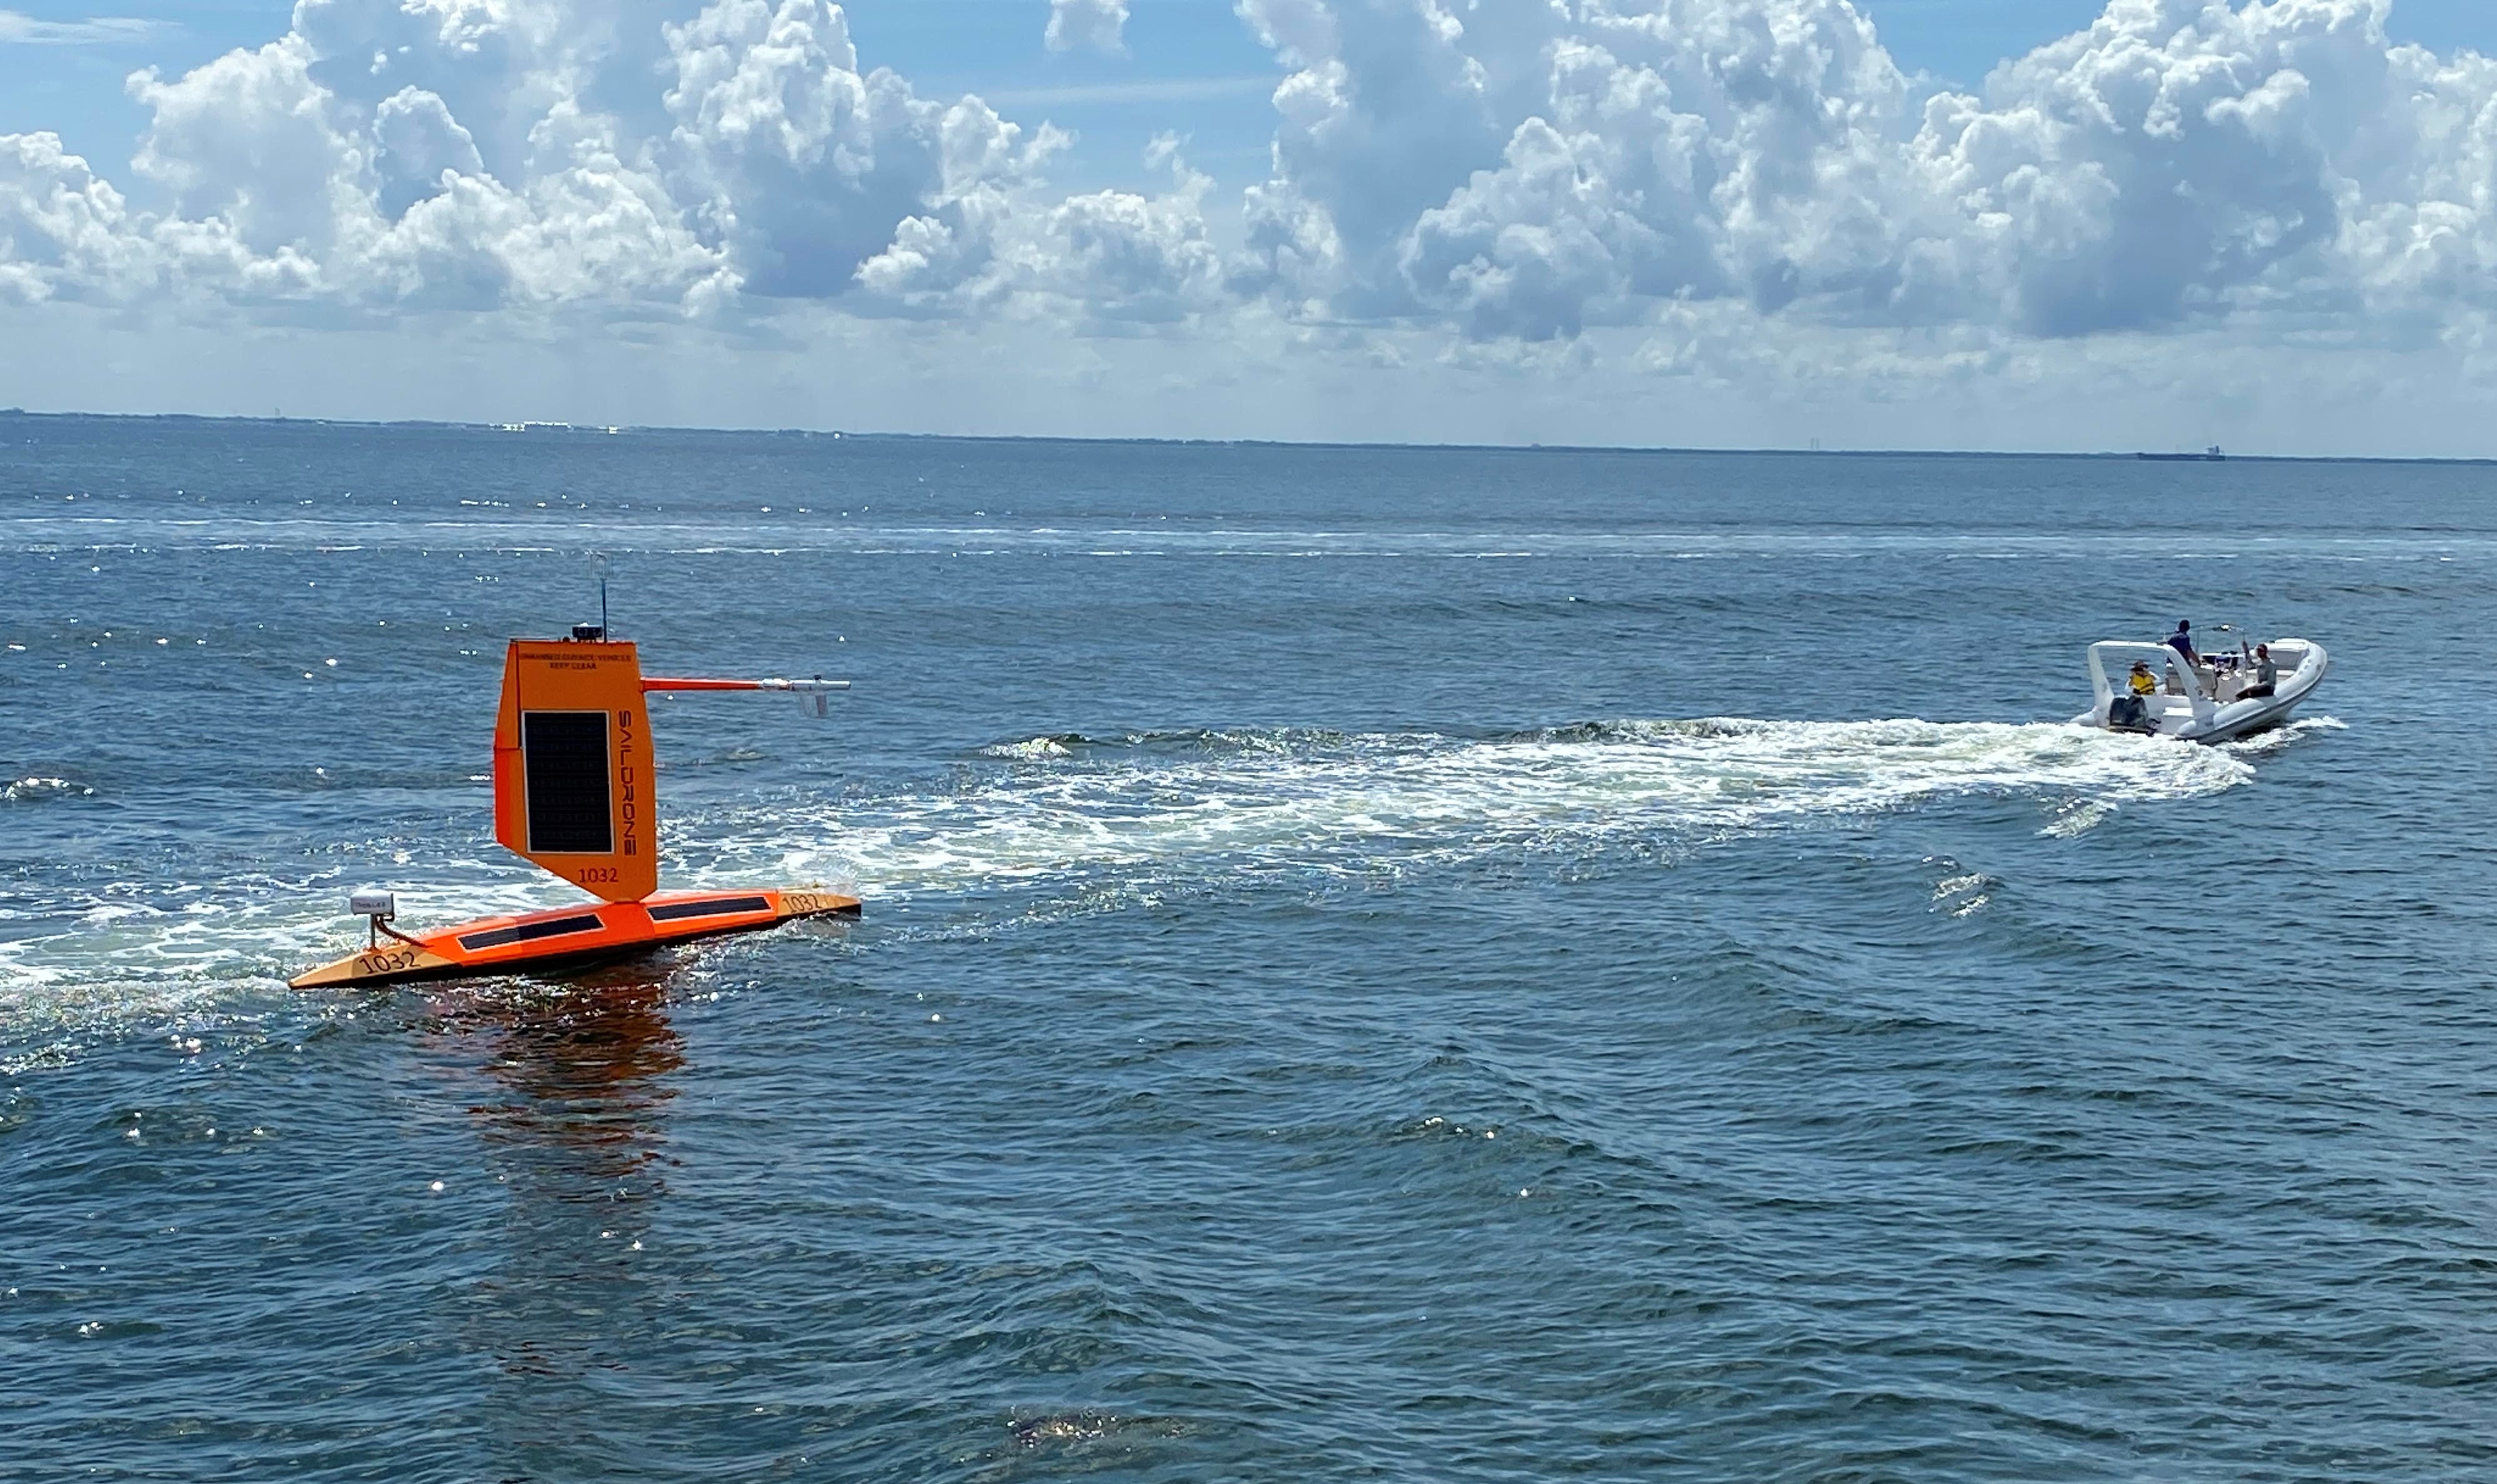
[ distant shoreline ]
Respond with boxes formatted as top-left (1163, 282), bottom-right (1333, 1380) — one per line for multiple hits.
top-left (6, 406), bottom-right (2493, 467)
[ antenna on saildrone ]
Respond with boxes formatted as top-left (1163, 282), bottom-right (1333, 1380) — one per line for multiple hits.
top-left (584, 551), bottom-right (612, 640)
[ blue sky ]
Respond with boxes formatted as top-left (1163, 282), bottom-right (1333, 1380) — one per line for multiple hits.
top-left (6, 1), bottom-right (2497, 451)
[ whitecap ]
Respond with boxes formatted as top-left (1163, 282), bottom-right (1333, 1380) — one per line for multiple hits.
top-left (3, 776), bottom-right (94, 803)
top-left (2038, 798), bottom-right (2114, 838)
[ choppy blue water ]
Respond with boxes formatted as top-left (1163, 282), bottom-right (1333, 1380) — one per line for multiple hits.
top-left (4, 416), bottom-right (2494, 1481)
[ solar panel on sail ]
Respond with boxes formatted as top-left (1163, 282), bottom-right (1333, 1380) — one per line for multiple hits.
top-left (521, 710), bottom-right (611, 854)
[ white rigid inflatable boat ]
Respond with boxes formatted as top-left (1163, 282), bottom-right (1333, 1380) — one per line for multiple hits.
top-left (2073, 637), bottom-right (2328, 744)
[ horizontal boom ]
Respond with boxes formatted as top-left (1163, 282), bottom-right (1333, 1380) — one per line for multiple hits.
top-left (641, 676), bottom-right (853, 693)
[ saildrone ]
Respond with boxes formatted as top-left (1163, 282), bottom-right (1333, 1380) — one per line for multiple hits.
top-left (291, 622), bottom-right (855, 989)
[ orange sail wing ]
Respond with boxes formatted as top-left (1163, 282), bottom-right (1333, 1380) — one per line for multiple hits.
top-left (491, 639), bottom-right (659, 902)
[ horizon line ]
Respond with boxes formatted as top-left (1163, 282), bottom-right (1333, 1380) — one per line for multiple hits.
top-left (4, 406), bottom-right (2491, 467)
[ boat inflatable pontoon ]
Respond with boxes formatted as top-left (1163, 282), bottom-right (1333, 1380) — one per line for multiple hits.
top-left (291, 629), bottom-right (856, 989)
top-left (2071, 637), bottom-right (2326, 744)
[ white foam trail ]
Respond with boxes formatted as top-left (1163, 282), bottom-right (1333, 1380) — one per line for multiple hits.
top-left (0, 869), bottom-right (588, 1070)
top-left (696, 717), bottom-right (2254, 897)
top-left (0, 715), bottom-right (2258, 1064)
top-left (2218, 714), bottom-right (2348, 757)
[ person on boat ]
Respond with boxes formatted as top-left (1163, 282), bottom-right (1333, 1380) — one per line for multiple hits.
top-left (2237, 641), bottom-right (2279, 699)
top-left (2105, 661), bottom-right (2158, 730)
top-left (2163, 619), bottom-right (2222, 697)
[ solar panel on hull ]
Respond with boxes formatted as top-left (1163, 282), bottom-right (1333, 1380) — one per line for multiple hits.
top-left (521, 710), bottom-right (612, 854)
top-left (457, 913), bottom-right (607, 952)
top-left (647, 895), bottom-right (771, 921)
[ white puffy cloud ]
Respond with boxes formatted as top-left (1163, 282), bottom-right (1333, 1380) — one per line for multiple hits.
top-left (96, 7), bottom-right (738, 310)
top-left (9, 0), bottom-right (2497, 433)
top-left (373, 86), bottom-right (485, 222)
top-left (2336, 44), bottom-right (2497, 341)
top-left (1234, 0), bottom-right (2497, 352)
top-left (664, 0), bottom-right (1064, 300)
top-left (0, 0), bottom-right (1143, 321)
top-left (1912, 0), bottom-right (2376, 334)
top-left (1046, 0), bottom-right (1129, 55)
top-left (0, 134), bottom-right (148, 303)
top-left (128, 36), bottom-right (361, 261)
top-left (858, 134), bottom-right (1224, 325)
top-left (371, 100), bottom-right (728, 309)
top-left (1233, 0), bottom-right (1981, 333)
top-left (1036, 136), bottom-right (1224, 321)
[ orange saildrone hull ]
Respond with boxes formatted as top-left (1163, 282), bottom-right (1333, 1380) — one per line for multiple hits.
top-left (291, 629), bottom-right (858, 991)
top-left (290, 887), bottom-right (861, 989)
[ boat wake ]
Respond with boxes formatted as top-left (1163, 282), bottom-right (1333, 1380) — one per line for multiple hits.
top-left (0, 715), bottom-right (2263, 1065)
top-left (718, 717), bottom-right (2254, 895)
top-left (2216, 714), bottom-right (2348, 756)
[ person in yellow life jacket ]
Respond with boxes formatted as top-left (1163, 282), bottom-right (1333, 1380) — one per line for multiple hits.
top-left (2108, 659), bottom-right (2159, 732)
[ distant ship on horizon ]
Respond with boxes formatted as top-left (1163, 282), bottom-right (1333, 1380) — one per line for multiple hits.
top-left (2137, 444), bottom-right (2226, 462)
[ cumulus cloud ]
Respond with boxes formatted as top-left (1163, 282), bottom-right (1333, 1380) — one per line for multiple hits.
top-left (858, 133), bottom-right (1224, 326)
top-left (0, 0), bottom-right (1125, 321)
top-left (1046, 0), bottom-right (1129, 54)
top-left (663, 0), bottom-right (1069, 301)
top-left (128, 36), bottom-right (359, 262)
top-left (8, 0), bottom-right (2497, 406)
top-left (1037, 134), bottom-right (1224, 321)
top-left (1914, 0), bottom-right (2373, 335)
top-left (0, 133), bottom-right (146, 303)
top-left (1234, 0), bottom-right (2497, 352)
top-left (372, 86), bottom-right (486, 220)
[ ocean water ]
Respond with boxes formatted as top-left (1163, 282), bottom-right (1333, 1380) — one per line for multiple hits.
top-left (3, 415), bottom-right (2493, 1482)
